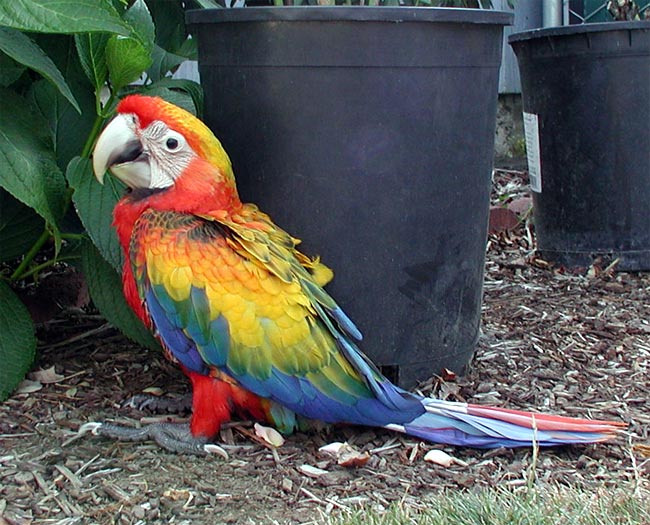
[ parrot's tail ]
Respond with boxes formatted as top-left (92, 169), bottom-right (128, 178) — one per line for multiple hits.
top-left (386, 398), bottom-right (626, 448)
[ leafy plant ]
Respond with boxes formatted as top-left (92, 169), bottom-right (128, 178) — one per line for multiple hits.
top-left (607, 0), bottom-right (650, 20)
top-left (252, 0), bottom-right (498, 7)
top-left (0, 0), bottom-right (203, 400)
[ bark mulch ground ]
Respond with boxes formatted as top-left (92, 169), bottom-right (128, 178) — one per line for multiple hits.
top-left (1, 170), bottom-right (648, 524)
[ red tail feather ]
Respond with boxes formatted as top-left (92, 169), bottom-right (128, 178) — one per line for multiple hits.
top-left (466, 404), bottom-right (626, 433)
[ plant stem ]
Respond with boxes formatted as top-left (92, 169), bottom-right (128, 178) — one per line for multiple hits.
top-left (10, 229), bottom-right (51, 281)
top-left (82, 91), bottom-right (116, 159)
top-left (81, 112), bottom-right (106, 159)
top-left (60, 233), bottom-right (86, 241)
top-left (16, 256), bottom-right (80, 281)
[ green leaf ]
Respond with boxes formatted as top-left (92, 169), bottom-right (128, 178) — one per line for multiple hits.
top-left (147, 0), bottom-right (192, 56)
top-left (0, 88), bottom-right (66, 243)
top-left (27, 79), bottom-right (96, 171)
top-left (81, 240), bottom-right (160, 351)
top-left (0, 27), bottom-right (80, 112)
top-left (191, 0), bottom-right (222, 7)
top-left (0, 52), bottom-right (25, 87)
top-left (0, 281), bottom-right (37, 401)
top-left (124, 0), bottom-right (155, 53)
top-left (0, 189), bottom-right (45, 263)
top-left (66, 156), bottom-right (124, 272)
top-left (147, 44), bottom-right (187, 82)
top-left (175, 38), bottom-right (197, 62)
top-left (146, 78), bottom-right (203, 116)
top-left (0, 0), bottom-right (129, 35)
top-left (142, 85), bottom-right (196, 115)
top-left (106, 34), bottom-right (152, 90)
top-left (74, 32), bottom-right (110, 90)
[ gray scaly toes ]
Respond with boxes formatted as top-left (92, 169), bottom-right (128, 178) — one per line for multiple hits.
top-left (123, 393), bottom-right (193, 414)
top-left (78, 421), bottom-right (228, 457)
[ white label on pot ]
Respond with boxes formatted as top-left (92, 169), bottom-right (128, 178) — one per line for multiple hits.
top-left (523, 112), bottom-right (542, 193)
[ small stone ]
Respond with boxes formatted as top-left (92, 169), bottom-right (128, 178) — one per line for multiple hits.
top-left (132, 505), bottom-right (146, 519)
top-left (14, 471), bottom-right (34, 484)
top-left (281, 478), bottom-right (293, 492)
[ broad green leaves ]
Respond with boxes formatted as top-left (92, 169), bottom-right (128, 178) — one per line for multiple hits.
top-left (75, 32), bottom-right (110, 92)
top-left (28, 79), bottom-right (96, 170)
top-left (66, 157), bottom-right (124, 272)
top-left (147, 1), bottom-right (197, 79)
top-left (106, 0), bottom-right (155, 90)
top-left (124, 0), bottom-right (155, 52)
top-left (0, 190), bottom-right (44, 263)
top-left (148, 45), bottom-right (189, 83)
top-left (0, 0), bottom-right (203, 400)
top-left (0, 89), bottom-right (66, 244)
top-left (144, 78), bottom-right (203, 116)
top-left (106, 36), bottom-right (152, 91)
top-left (0, 281), bottom-right (37, 400)
top-left (149, 1), bottom-right (195, 58)
top-left (191, 0), bottom-right (223, 7)
top-left (0, 52), bottom-right (25, 86)
top-left (81, 241), bottom-right (160, 352)
top-left (0, 27), bottom-right (80, 112)
top-left (0, 0), bottom-right (129, 35)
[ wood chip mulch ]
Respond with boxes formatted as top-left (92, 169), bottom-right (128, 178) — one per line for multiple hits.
top-left (1, 169), bottom-right (648, 525)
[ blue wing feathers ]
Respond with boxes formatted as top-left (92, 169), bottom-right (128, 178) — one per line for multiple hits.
top-left (331, 306), bottom-right (363, 341)
top-left (145, 287), bottom-right (208, 374)
top-left (202, 314), bottom-right (230, 366)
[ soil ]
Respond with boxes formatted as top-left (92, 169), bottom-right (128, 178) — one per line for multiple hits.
top-left (1, 170), bottom-right (649, 525)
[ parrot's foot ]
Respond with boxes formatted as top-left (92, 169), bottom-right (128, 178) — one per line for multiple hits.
top-left (123, 393), bottom-right (192, 414)
top-left (78, 422), bottom-right (228, 457)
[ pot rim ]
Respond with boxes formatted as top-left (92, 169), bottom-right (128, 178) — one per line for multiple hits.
top-left (509, 20), bottom-right (650, 44)
top-left (186, 6), bottom-right (513, 27)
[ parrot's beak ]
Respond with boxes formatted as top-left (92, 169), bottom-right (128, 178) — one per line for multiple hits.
top-left (92, 114), bottom-right (150, 188)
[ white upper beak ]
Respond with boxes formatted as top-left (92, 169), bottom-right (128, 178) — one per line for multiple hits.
top-left (92, 114), bottom-right (151, 188)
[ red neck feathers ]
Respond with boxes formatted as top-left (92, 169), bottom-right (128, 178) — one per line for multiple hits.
top-left (112, 157), bottom-right (241, 252)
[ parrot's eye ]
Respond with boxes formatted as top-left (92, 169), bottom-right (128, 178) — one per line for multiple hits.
top-left (162, 131), bottom-right (185, 152)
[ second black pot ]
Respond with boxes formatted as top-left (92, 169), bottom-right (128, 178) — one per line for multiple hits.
top-left (510, 22), bottom-right (650, 271)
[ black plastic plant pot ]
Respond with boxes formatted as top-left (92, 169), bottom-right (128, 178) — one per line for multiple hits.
top-left (510, 22), bottom-right (650, 271)
top-left (187, 7), bottom-right (512, 388)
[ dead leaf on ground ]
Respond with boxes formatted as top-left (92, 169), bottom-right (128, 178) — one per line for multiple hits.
top-left (29, 366), bottom-right (64, 384)
top-left (318, 441), bottom-right (370, 468)
top-left (15, 379), bottom-right (43, 394)
top-left (254, 423), bottom-right (285, 448)
top-left (298, 464), bottom-right (329, 478)
top-left (424, 449), bottom-right (469, 468)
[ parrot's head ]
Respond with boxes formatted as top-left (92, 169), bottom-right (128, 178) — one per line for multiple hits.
top-left (92, 95), bottom-right (234, 192)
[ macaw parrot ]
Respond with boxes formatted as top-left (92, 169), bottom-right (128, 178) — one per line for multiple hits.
top-left (85, 95), bottom-right (624, 455)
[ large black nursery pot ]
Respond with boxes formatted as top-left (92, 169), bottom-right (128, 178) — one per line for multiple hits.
top-left (510, 22), bottom-right (650, 271)
top-left (187, 7), bottom-right (512, 388)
